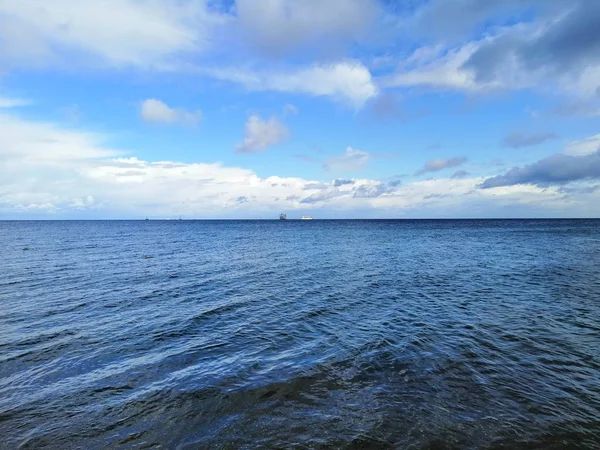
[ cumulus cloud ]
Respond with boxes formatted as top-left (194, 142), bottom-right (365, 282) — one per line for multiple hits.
top-left (234, 0), bottom-right (379, 56)
top-left (140, 99), bottom-right (201, 125)
top-left (236, 114), bottom-right (289, 153)
top-left (323, 147), bottom-right (371, 171)
top-left (502, 132), bottom-right (558, 148)
top-left (416, 157), bottom-right (467, 175)
top-left (565, 135), bottom-right (600, 156)
top-left (480, 151), bottom-right (600, 188)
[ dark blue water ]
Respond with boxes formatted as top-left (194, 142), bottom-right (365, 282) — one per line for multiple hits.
top-left (1, 220), bottom-right (600, 449)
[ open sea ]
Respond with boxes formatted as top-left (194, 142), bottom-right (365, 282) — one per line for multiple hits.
top-left (1, 219), bottom-right (600, 449)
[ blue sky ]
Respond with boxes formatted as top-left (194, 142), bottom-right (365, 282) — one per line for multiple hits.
top-left (1, 0), bottom-right (599, 218)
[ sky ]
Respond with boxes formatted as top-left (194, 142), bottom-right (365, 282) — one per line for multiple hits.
top-left (1, 0), bottom-right (599, 219)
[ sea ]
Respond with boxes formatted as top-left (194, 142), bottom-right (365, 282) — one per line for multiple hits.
top-left (1, 219), bottom-right (600, 449)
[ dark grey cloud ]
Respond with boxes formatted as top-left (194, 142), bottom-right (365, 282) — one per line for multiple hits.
top-left (480, 151), bottom-right (600, 188)
top-left (416, 156), bottom-right (467, 175)
top-left (463, 1), bottom-right (600, 84)
top-left (333, 178), bottom-right (354, 187)
top-left (502, 132), bottom-right (558, 148)
top-left (451, 170), bottom-right (470, 179)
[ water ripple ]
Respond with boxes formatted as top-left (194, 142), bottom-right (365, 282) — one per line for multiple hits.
top-left (1, 219), bottom-right (600, 449)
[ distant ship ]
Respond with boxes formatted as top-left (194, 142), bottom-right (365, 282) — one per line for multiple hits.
top-left (279, 213), bottom-right (287, 220)
top-left (300, 216), bottom-right (313, 220)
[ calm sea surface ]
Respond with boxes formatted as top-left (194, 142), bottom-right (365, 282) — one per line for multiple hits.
top-left (1, 220), bottom-right (600, 449)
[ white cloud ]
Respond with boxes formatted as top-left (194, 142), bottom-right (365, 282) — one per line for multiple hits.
top-left (382, 41), bottom-right (495, 92)
top-left (0, 97), bottom-right (29, 108)
top-left (0, 1), bottom-right (379, 107)
top-left (0, 0), bottom-right (226, 69)
top-left (140, 99), bottom-right (201, 126)
top-left (0, 113), bottom-right (119, 163)
top-left (234, 0), bottom-right (378, 56)
top-left (565, 134), bottom-right (600, 156)
top-left (1, 104), bottom-right (599, 219)
top-left (236, 114), bottom-right (289, 153)
top-left (324, 147), bottom-right (371, 171)
top-left (205, 61), bottom-right (377, 108)
top-left (283, 104), bottom-right (299, 116)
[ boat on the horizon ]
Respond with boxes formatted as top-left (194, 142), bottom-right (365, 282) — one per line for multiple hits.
top-left (279, 213), bottom-right (287, 220)
top-left (300, 216), bottom-right (313, 220)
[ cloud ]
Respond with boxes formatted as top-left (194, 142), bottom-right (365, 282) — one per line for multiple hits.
top-left (502, 132), bottom-right (558, 148)
top-left (565, 135), bottom-right (600, 156)
top-left (0, 97), bottom-right (29, 108)
top-left (333, 178), bottom-right (354, 187)
top-left (59, 104), bottom-right (83, 122)
top-left (0, 0), bottom-right (226, 69)
top-left (547, 101), bottom-right (600, 118)
top-left (1, 109), bottom-right (598, 218)
top-left (0, 2), bottom-right (379, 107)
top-left (140, 99), bottom-right (201, 125)
top-left (204, 61), bottom-right (377, 108)
top-left (371, 92), bottom-right (405, 119)
top-left (0, 113), bottom-right (119, 163)
top-left (236, 114), bottom-right (289, 153)
top-left (480, 151), bottom-right (600, 188)
top-left (383, 43), bottom-right (481, 91)
top-left (294, 154), bottom-right (318, 164)
top-left (300, 188), bottom-right (344, 204)
top-left (462, 1), bottom-right (600, 96)
top-left (283, 104), bottom-right (298, 116)
top-left (416, 157), bottom-right (467, 175)
top-left (385, 1), bottom-right (600, 96)
top-left (451, 170), bottom-right (470, 179)
top-left (234, 0), bottom-right (379, 56)
top-left (323, 147), bottom-right (371, 171)
top-left (353, 183), bottom-right (393, 198)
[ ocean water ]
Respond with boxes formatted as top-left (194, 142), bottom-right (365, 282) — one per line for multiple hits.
top-left (1, 219), bottom-right (600, 449)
